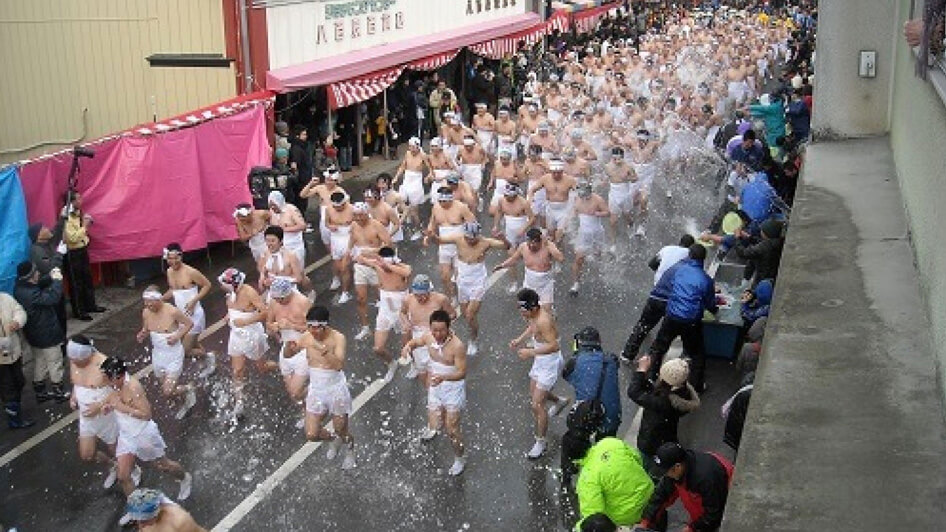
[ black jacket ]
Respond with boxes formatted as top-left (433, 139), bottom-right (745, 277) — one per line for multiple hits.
top-left (14, 279), bottom-right (65, 348)
top-left (644, 450), bottom-right (732, 531)
top-left (732, 236), bottom-right (784, 282)
top-left (627, 370), bottom-right (700, 456)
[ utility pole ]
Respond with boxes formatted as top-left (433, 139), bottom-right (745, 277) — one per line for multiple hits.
top-left (239, 0), bottom-right (254, 93)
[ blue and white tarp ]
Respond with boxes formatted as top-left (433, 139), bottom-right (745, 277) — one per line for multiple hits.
top-left (0, 166), bottom-right (30, 295)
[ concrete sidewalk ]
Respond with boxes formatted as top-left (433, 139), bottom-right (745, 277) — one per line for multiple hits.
top-left (722, 136), bottom-right (946, 530)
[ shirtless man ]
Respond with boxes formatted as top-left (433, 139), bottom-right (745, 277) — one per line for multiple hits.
top-left (376, 173), bottom-right (409, 240)
top-left (162, 243), bottom-right (214, 375)
top-left (398, 274), bottom-right (456, 388)
top-left (562, 148), bottom-right (591, 181)
top-left (123, 488), bottom-right (206, 531)
top-left (268, 190), bottom-right (307, 270)
top-left (98, 357), bottom-right (192, 501)
top-left (727, 57), bottom-right (750, 106)
top-left (568, 129), bottom-right (599, 161)
top-left (233, 203), bottom-right (271, 263)
top-left (491, 183), bottom-right (534, 293)
top-left (354, 246), bottom-right (411, 383)
top-left (300, 166), bottom-right (350, 248)
top-left (529, 158), bottom-right (577, 243)
top-left (257, 226), bottom-right (307, 298)
top-left (570, 183), bottom-right (610, 295)
top-left (400, 310), bottom-right (468, 476)
top-left (433, 221), bottom-right (509, 356)
top-left (326, 192), bottom-right (354, 305)
top-left (631, 129), bottom-right (657, 237)
top-left (457, 133), bottom-right (489, 209)
top-left (509, 288), bottom-right (569, 459)
top-left (518, 101), bottom-right (540, 153)
top-left (424, 189), bottom-right (476, 306)
top-left (605, 146), bottom-right (638, 247)
top-left (472, 102), bottom-right (496, 156)
top-left (492, 183), bottom-right (534, 248)
top-left (135, 287), bottom-right (196, 420)
top-left (284, 305), bottom-right (356, 470)
top-left (348, 202), bottom-right (392, 341)
top-left (218, 267), bottom-right (273, 420)
top-left (494, 228), bottom-right (564, 311)
top-left (67, 335), bottom-right (136, 489)
top-left (363, 186), bottom-right (402, 244)
top-left (494, 107), bottom-right (518, 160)
top-left (487, 148), bottom-right (521, 212)
top-left (441, 112), bottom-right (472, 163)
top-left (529, 122), bottom-right (559, 158)
top-left (427, 137), bottom-right (459, 204)
top-left (444, 173), bottom-right (478, 213)
top-left (393, 137), bottom-right (430, 238)
top-left (265, 278), bottom-right (311, 426)
top-left (522, 145), bottom-right (549, 228)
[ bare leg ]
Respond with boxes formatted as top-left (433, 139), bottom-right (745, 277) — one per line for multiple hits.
top-left (439, 263), bottom-right (455, 300)
top-left (355, 284), bottom-right (369, 327)
top-left (530, 380), bottom-right (550, 439)
top-left (444, 410), bottom-right (464, 457)
top-left (373, 329), bottom-right (393, 364)
top-left (116, 454), bottom-right (137, 496)
top-left (305, 412), bottom-right (332, 441)
top-left (231, 354), bottom-right (248, 403)
top-left (465, 300), bottom-right (482, 341)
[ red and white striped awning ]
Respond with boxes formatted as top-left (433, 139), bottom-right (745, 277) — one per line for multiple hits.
top-left (470, 11), bottom-right (570, 60)
top-left (327, 49), bottom-right (461, 109)
top-left (408, 49), bottom-right (460, 71)
top-left (328, 66), bottom-right (405, 110)
top-left (573, 4), bottom-right (616, 35)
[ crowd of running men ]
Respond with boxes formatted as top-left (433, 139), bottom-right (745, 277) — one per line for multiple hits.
top-left (1, 3), bottom-right (815, 529)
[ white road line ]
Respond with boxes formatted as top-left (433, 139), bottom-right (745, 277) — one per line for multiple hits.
top-left (0, 254), bottom-right (333, 469)
top-left (211, 260), bottom-right (511, 531)
top-left (211, 378), bottom-right (387, 532)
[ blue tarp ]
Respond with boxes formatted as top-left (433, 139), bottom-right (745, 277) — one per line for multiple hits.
top-left (0, 166), bottom-right (30, 295)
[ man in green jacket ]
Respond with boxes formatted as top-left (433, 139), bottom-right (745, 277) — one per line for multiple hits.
top-left (575, 437), bottom-right (655, 529)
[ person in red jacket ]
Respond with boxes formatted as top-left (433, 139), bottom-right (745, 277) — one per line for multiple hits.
top-left (639, 442), bottom-right (733, 532)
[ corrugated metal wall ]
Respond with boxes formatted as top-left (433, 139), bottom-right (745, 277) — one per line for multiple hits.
top-left (0, 0), bottom-right (237, 165)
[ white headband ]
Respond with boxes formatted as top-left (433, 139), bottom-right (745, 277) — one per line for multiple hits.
top-left (66, 340), bottom-right (95, 360)
top-left (142, 290), bottom-right (163, 301)
top-left (162, 248), bottom-right (182, 260)
top-left (232, 207), bottom-right (251, 218)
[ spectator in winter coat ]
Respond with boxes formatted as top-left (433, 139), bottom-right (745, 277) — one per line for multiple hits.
top-left (28, 223), bottom-right (67, 350)
top-left (740, 279), bottom-right (774, 328)
top-left (748, 93), bottom-right (786, 148)
top-left (639, 443), bottom-right (733, 532)
top-left (0, 290), bottom-right (33, 428)
top-left (722, 372), bottom-right (754, 453)
top-left (628, 357), bottom-right (700, 474)
top-left (731, 219), bottom-right (785, 284)
top-left (785, 89), bottom-right (810, 142)
top-left (621, 236), bottom-right (695, 364)
top-left (563, 327), bottom-right (622, 437)
top-left (14, 261), bottom-right (69, 403)
top-left (646, 245), bottom-right (718, 392)
top-left (573, 437), bottom-right (655, 529)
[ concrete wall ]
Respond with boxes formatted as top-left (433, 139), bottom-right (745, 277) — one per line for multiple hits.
top-left (811, 0), bottom-right (897, 138)
top-left (889, 0), bottom-right (946, 403)
top-left (0, 0), bottom-right (237, 165)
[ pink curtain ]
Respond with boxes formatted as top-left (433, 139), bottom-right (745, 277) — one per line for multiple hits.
top-left (17, 105), bottom-right (270, 263)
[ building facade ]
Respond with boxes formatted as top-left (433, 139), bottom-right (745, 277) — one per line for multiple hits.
top-left (0, 0), bottom-right (239, 165)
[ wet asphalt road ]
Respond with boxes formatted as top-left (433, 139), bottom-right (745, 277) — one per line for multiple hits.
top-left (0, 167), bottom-right (742, 532)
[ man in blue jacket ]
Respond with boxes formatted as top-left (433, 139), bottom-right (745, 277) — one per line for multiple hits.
top-left (563, 326), bottom-right (621, 438)
top-left (13, 261), bottom-right (69, 402)
top-left (646, 245), bottom-right (718, 392)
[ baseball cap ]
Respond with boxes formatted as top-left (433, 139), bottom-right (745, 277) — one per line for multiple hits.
top-left (653, 442), bottom-right (688, 475)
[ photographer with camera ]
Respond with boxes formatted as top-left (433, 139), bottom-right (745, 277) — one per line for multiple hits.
top-left (62, 191), bottom-right (105, 321)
